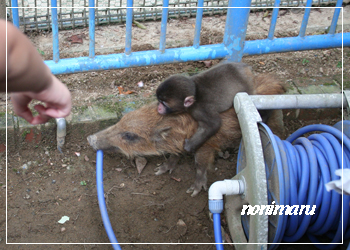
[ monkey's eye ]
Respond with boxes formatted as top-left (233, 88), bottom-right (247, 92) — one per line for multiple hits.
top-left (121, 132), bottom-right (139, 141)
top-left (159, 100), bottom-right (169, 108)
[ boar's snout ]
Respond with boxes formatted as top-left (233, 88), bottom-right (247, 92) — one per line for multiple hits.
top-left (87, 135), bottom-right (98, 150)
top-left (87, 133), bottom-right (121, 153)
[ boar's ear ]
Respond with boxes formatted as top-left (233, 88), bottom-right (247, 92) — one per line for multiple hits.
top-left (152, 126), bottom-right (172, 142)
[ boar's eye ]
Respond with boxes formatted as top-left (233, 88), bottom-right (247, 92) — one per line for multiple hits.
top-left (121, 132), bottom-right (139, 142)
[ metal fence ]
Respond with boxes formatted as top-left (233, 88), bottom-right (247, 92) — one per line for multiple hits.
top-left (7, 0), bottom-right (341, 31)
top-left (8, 0), bottom-right (350, 75)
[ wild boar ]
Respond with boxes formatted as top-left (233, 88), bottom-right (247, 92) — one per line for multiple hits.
top-left (88, 74), bottom-right (285, 197)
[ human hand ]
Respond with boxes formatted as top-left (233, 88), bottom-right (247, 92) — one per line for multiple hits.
top-left (11, 75), bottom-right (71, 125)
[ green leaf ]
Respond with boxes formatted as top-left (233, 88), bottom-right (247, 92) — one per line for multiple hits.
top-left (133, 20), bottom-right (146, 30)
top-left (37, 49), bottom-right (45, 56)
top-left (302, 58), bottom-right (309, 65)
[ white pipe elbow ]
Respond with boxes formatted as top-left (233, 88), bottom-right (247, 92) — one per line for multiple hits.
top-left (208, 179), bottom-right (244, 200)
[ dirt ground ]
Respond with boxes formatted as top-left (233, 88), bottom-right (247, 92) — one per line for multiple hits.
top-left (1, 7), bottom-right (349, 250)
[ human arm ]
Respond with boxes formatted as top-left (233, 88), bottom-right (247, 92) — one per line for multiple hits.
top-left (0, 20), bottom-right (71, 124)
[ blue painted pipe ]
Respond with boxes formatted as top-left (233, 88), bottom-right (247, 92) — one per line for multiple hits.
top-left (125, 0), bottom-right (133, 55)
top-left (159, 0), bottom-right (169, 53)
top-left (51, 0), bottom-right (59, 63)
top-left (244, 33), bottom-right (349, 55)
top-left (96, 150), bottom-right (122, 250)
top-left (89, 0), bottom-right (95, 58)
top-left (10, 0), bottom-right (19, 28)
top-left (45, 43), bottom-right (227, 74)
top-left (193, 0), bottom-right (204, 48)
top-left (45, 32), bottom-right (349, 75)
top-left (299, 0), bottom-right (313, 37)
top-left (329, 0), bottom-right (343, 35)
top-left (267, 0), bottom-right (281, 40)
top-left (223, 0), bottom-right (251, 62)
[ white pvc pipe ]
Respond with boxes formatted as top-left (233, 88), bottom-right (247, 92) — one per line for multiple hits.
top-left (208, 179), bottom-right (243, 200)
top-left (249, 93), bottom-right (346, 110)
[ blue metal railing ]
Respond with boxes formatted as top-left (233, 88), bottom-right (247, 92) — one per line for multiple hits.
top-left (159, 0), bottom-right (169, 53)
top-left (51, 0), bottom-right (59, 63)
top-left (193, 0), bottom-right (204, 49)
top-left (125, 0), bottom-right (133, 56)
top-left (89, 0), bottom-right (95, 58)
top-left (9, 0), bottom-right (350, 75)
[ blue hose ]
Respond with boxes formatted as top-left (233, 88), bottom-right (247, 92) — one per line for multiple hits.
top-left (213, 213), bottom-right (224, 250)
top-left (276, 123), bottom-right (350, 248)
top-left (96, 150), bottom-right (122, 250)
top-left (236, 121), bottom-right (350, 249)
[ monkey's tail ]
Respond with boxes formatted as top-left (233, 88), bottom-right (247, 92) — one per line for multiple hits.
top-left (254, 74), bottom-right (286, 95)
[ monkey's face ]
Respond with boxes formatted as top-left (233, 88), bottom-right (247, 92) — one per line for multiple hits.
top-left (157, 100), bottom-right (171, 115)
top-left (157, 98), bottom-right (184, 115)
top-left (156, 75), bottom-right (196, 115)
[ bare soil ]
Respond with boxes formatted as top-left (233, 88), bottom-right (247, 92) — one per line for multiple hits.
top-left (1, 7), bottom-right (349, 250)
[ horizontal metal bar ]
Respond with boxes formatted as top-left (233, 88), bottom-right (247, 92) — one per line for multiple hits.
top-left (244, 32), bottom-right (349, 55)
top-left (249, 93), bottom-right (346, 110)
top-left (45, 44), bottom-right (227, 74)
top-left (45, 32), bottom-right (349, 75)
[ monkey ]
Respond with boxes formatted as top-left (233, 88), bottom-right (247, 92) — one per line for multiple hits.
top-left (156, 62), bottom-right (256, 153)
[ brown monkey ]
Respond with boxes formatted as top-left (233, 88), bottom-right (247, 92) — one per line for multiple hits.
top-left (156, 62), bottom-right (256, 153)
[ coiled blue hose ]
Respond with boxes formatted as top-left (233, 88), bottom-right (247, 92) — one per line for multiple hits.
top-left (281, 123), bottom-right (350, 249)
top-left (269, 122), bottom-right (350, 249)
top-left (237, 121), bottom-right (350, 249)
top-left (96, 150), bottom-right (122, 250)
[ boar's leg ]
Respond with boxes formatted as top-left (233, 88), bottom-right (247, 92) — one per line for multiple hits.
top-left (186, 147), bottom-right (215, 197)
top-left (154, 154), bottom-right (181, 175)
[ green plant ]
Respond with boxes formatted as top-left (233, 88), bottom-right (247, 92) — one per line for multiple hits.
top-left (21, 130), bottom-right (30, 139)
top-left (302, 58), bottom-right (309, 65)
top-left (37, 49), bottom-right (45, 56)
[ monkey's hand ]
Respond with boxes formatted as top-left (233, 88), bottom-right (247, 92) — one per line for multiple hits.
top-left (184, 139), bottom-right (195, 153)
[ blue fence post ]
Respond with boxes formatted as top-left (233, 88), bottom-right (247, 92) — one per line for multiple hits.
top-left (125, 0), bottom-right (133, 55)
top-left (11, 0), bottom-right (20, 28)
top-left (193, 0), bottom-right (204, 48)
top-left (328, 0), bottom-right (343, 35)
top-left (89, 0), bottom-right (95, 58)
top-left (223, 0), bottom-right (251, 62)
top-left (299, 0), bottom-right (313, 38)
top-left (51, 0), bottom-right (59, 63)
top-left (159, 0), bottom-right (169, 53)
top-left (267, 0), bottom-right (281, 40)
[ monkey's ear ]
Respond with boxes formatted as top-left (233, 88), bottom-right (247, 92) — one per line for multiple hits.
top-left (151, 126), bottom-right (172, 142)
top-left (184, 96), bottom-right (195, 108)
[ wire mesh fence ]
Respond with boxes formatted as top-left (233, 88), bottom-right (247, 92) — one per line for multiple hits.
top-left (7, 0), bottom-right (339, 31)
